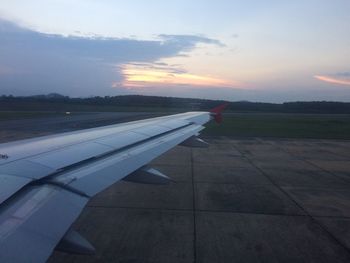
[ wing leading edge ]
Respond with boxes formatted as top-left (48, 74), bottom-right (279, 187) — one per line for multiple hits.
top-left (0, 111), bottom-right (213, 262)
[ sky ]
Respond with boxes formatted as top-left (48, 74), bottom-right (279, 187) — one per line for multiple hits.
top-left (0, 0), bottom-right (349, 102)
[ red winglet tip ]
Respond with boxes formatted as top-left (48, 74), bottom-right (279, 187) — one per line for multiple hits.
top-left (210, 103), bottom-right (229, 114)
top-left (210, 103), bottom-right (229, 123)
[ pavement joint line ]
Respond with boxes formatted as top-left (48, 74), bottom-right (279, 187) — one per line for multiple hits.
top-left (190, 148), bottom-right (197, 263)
top-left (301, 159), bottom-right (350, 184)
top-left (197, 178), bottom-right (350, 190)
top-left (87, 205), bottom-right (193, 211)
top-left (280, 185), bottom-right (350, 191)
top-left (315, 142), bottom-right (350, 161)
top-left (313, 215), bottom-right (350, 219)
top-left (271, 141), bottom-right (350, 184)
top-left (86, 204), bottom-right (324, 217)
top-left (193, 181), bottom-right (273, 186)
top-left (233, 140), bottom-right (350, 256)
top-left (197, 210), bottom-right (307, 217)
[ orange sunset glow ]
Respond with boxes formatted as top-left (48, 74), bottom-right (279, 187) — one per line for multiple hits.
top-left (314, 75), bottom-right (350, 86)
top-left (121, 63), bottom-right (236, 88)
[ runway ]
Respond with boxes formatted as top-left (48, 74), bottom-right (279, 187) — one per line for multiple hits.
top-left (1, 114), bottom-right (350, 262)
top-left (0, 112), bottom-right (163, 143)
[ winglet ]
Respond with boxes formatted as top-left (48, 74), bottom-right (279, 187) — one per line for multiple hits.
top-left (210, 103), bottom-right (229, 123)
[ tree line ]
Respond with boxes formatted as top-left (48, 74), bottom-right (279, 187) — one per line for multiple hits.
top-left (1, 94), bottom-right (350, 114)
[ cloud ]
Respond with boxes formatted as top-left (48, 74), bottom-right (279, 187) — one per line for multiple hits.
top-left (158, 34), bottom-right (225, 48)
top-left (121, 62), bottom-right (236, 88)
top-left (315, 73), bottom-right (350, 86)
top-left (126, 62), bottom-right (188, 74)
top-left (0, 18), bottom-right (223, 96)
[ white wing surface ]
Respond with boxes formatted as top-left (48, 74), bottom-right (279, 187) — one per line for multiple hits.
top-left (0, 111), bottom-right (213, 263)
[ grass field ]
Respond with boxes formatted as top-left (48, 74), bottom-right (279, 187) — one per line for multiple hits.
top-left (203, 113), bottom-right (350, 139)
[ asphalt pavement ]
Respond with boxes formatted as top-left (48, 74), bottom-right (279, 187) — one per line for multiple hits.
top-left (1, 113), bottom-right (350, 262)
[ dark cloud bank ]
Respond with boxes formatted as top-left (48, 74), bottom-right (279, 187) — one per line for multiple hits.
top-left (0, 18), bottom-right (222, 96)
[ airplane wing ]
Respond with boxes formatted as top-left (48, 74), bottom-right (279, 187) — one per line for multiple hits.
top-left (0, 110), bottom-right (221, 263)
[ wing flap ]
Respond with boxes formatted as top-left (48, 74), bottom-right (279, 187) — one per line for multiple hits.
top-left (0, 174), bottom-right (32, 204)
top-left (0, 185), bottom-right (88, 263)
top-left (29, 142), bottom-right (114, 170)
top-left (54, 124), bottom-right (203, 196)
top-left (0, 160), bottom-right (54, 179)
top-left (95, 130), bottom-right (148, 148)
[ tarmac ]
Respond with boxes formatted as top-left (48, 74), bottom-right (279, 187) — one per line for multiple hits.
top-left (1, 113), bottom-right (350, 262)
top-left (47, 137), bottom-right (350, 263)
